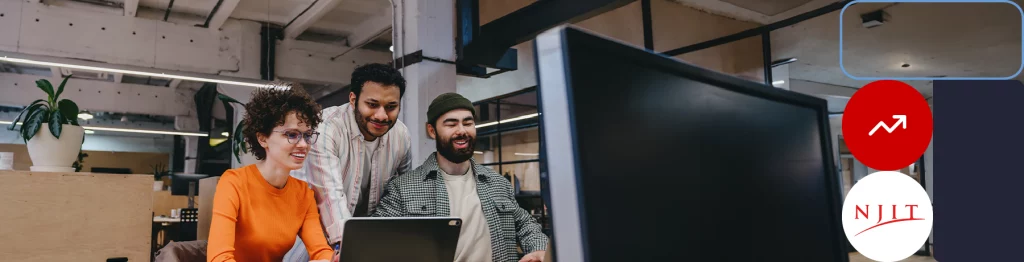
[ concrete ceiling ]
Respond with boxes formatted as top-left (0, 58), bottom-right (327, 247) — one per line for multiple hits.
top-left (669, 0), bottom-right (1024, 101)
top-left (774, 1), bottom-right (1022, 98)
top-left (670, 0), bottom-right (841, 24)
top-left (131, 0), bottom-right (391, 43)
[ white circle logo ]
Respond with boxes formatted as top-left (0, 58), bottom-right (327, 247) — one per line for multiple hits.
top-left (842, 171), bottom-right (933, 262)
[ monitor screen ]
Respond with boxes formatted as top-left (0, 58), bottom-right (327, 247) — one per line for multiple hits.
top-left (536, 26), bottom-right (846, 262)
top-left (171, 173), bottom-right (209, 196)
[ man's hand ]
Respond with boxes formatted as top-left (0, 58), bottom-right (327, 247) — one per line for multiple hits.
top-left (519, 251), bottom-right (546, 262)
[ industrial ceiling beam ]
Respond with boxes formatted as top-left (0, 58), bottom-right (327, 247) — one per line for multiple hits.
top-left (661, 0), bottom-right (854, 57)
top-left (344, 8), bottom-right (392, 51)
top-left (203, 0), bottom-right (241, 30)
top-left (283, 0), bottom-right (345, 39)
top-left (123, 0), bottom-right (139, 16)
top-left (458, 0), bottom-right (635, 67)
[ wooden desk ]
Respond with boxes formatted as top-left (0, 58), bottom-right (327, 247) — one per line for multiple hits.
top-left (154, 216), bottom-right (180, 223)
top-left (0, 170), bottom-right (152, 262)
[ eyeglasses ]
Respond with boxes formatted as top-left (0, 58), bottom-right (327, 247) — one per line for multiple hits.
top-left (271, 130), bottom-right (319, 145)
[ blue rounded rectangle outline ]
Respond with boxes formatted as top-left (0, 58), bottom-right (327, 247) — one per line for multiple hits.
top-left (840, 0), bottom-right (1024, 81)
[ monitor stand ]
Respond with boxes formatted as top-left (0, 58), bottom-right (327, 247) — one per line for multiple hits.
top-left (187, 181), bottom-right (196, 209)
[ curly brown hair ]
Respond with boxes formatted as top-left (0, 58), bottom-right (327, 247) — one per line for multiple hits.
top-left (242, 82), bottom-right (322, 161)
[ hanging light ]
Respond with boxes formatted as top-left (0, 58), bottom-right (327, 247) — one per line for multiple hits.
top-left (77, 111), bottom-right (94, 120)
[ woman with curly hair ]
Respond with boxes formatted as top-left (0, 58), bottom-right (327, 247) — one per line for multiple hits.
top-left (207, 83), bottom-right (336, 262)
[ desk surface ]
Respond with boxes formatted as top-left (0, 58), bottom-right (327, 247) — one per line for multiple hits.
top-left (154, 216), bottom-right (180, 223)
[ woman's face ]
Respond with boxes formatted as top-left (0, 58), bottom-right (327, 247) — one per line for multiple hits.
top-left (258, 111), bottom-right (314, 170)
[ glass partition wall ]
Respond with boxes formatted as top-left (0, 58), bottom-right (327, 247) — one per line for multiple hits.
top-left (472, 87), bottom-right (549, 232)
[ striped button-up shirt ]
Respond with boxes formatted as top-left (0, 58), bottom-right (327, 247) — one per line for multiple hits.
top-left (290, 103), bottom-right (412, 244)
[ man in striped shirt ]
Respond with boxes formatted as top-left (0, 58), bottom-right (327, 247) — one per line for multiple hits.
top-left (285, 63), bottom-right (413, 261)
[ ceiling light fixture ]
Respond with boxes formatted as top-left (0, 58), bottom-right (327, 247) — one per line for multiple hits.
top-left (514, 152), bottom-right (539, 156)
top-left (772, 80), bottom-right (785, 86)
top-left (221, 132), bottom-right (229, 137)
top-left (1, 120), bottom-right (208, 137)
top-left (476, 113), bottom-right (541, 128)
top-left (771, 58), bottom-right (798, 67)
top-left (0, 56), bottom-right (276, 88)
top-left (474, 151), bottom-right (483, 155)
top-left (84, 130), bottom-right (95, 134)
top-left (77, 111), bottom-right (94, 120)
top-left (901, 63), bottom-right (911, 68)
top-left (389, 46), bottom-right (394, 52)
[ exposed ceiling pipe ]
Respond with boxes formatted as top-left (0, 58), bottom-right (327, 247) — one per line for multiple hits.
top-left (68, 0), bottom-right (122, 8)
top-left (163, 0), bottom-right (176, 21)
top-left (285, 0), bottom-right (321, 29)
top-left (202, 0), bottom-right (227, 28)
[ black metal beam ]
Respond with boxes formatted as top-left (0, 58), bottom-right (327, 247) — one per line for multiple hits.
top-left (260, 25), bottom-right (282, 81)
top-left (762, 33), bottom-right (772, 86)
top-left (661, 0), bottom-right (853, 57)
top-left (460, 0), bottom-right (636, 67)
top-left (641, 0), bottom-right (654, 50)
top-left (456, 0), bottom-right (480, 61)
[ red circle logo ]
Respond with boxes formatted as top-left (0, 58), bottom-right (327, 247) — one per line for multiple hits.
top-left (842, 80), bottom-right (933, 171)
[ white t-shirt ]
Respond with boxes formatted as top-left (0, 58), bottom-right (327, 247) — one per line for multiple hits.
top-left (441, 168), bottom-right (493, 262)
top-left (352, 138), bottom-right (378, 216)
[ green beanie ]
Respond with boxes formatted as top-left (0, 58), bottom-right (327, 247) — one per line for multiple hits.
top-left (427, 93), bottom-right (477, 125)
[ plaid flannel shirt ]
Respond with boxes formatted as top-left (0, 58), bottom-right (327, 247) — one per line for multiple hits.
top-left (372, 153), bottom-right (549, 262)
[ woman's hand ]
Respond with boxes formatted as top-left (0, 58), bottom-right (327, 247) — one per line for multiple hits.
top-left (310, 252), bottom-right (340, 262)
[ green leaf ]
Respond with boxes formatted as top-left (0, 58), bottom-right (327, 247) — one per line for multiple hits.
top-left (235, 123), bottom-right (247, 153)
top-left (54, 74), bottom-right (72, 100)
top-left (35, 79), bottom-right (55, 101)
top-left (232, 123), bottom-right (245, 163)
top-left (28, 99), bottom-right (46, 107)
top-left (49, 110), bottom-right (64, 139)
top-left (57, 99), bottom-right (80, 125)
top-left (21, 109), bottom-right (45, 141)
top-left (216, 93), bottom-right (244, 105)
top-left (8, 104), bottom-right (45, 131)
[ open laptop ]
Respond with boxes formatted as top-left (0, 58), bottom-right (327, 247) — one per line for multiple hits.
top-left (337, 217), bottom-right (462, 262)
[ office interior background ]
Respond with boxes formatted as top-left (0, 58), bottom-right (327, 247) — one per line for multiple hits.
top-left (1, 0), bottom-right (1014, 261)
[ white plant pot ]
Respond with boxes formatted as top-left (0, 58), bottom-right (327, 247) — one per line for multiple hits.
top-left (154, 180), bottom-right (165, 191)
top-left (26, 124), bottom-right (84, 172)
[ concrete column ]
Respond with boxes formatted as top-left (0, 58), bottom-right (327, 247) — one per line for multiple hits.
top-left (184, 136), bottom-right (199, 173)
top-left (394, 0), bottom-right (458, 165)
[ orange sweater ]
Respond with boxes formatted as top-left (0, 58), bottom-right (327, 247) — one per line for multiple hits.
top-left (207, 164), bottom-right (334, 262)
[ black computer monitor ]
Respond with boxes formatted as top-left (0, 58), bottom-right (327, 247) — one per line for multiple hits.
top-left (171, 173), bottom-right (209, 196)
top-left (535, 26), bottom-right (847, 262)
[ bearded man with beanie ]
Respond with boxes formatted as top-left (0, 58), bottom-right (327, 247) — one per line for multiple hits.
top-left (372, 93), bottom-right (549, 262)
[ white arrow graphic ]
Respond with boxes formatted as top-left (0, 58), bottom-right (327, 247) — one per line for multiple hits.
top-left (869, 115), bottom-right (907, 136)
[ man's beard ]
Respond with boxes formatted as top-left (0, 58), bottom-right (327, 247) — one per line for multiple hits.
top-left (353, 107), bottom-right (394, 137)
top-left (436, 131), bottom-right (476, 164)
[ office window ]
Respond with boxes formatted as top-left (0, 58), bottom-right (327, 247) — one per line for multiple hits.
top-left (473, 88), bottom-right (541, 192)
top-left (472, 87), bottom-right (549, 233)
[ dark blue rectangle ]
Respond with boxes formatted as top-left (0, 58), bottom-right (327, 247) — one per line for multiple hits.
top-left (934, 80), bottom-right (1024, 261)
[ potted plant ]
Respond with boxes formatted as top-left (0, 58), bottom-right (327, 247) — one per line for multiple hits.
top-left (72, 151), bottom-right (89, 172)
top-left (6, 75), bottom-right (85, 172)
top-left (151, 163), bottom-right (172, 191)
top-left (216, 93), bottom-right (249, 164)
